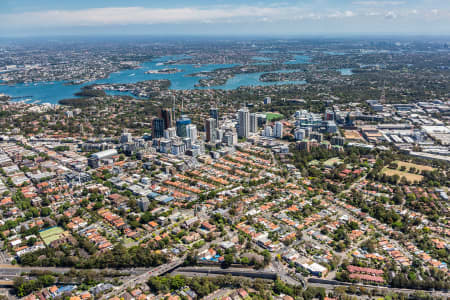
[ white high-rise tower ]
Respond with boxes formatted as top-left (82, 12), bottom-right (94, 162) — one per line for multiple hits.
top-left (238, 107), bottom-right (250, 138)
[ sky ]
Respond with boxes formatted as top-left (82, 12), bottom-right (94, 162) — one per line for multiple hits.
top-left (0, 0), bottom-right (449, 37)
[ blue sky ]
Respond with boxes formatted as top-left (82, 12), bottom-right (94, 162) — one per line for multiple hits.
top-left (1, 0), bottom-right (449, 36)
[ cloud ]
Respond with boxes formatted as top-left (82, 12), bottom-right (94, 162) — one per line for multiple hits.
top-left (0, 6), bottom-right (293, 27)
top-left (0, 4), bottom-right (448, 31)
top-left (0, 5), bottom-right (365, 28)
top-left (353, 1), bottom-right (405, 6)
top-left (385, 11), bottom-right (398, 19)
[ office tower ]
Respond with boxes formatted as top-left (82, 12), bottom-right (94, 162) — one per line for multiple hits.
top-left (274, 121), bottom-right (283, 138)
top-left (223, 130), bottom-right (238, 146)
top-left (205, 118), bottom-right (217, 142)
top-left (264, 97), bottom-right (271, 105)
top-left (294, 128), bottom-right (305, 141)
top-left (325, 121), bottom-right (337, 133)
top-left (160, 139), bottom-right (172, 153)
top-left (186, 124), bottom-right (197, 143)
top-left (238, 107), bottom-right (250, 138)
top-left (161, 108), bottom-right (173, 129)
top-left (250, 113), bottom-right (257, 133)
top-left (152, 118), bottom-right (165, 139)
top-left (209, 107), bottom-right (219, 128)
top-left (324, 108), bottom-right (334, 121)
top-left (182, 137), bottom-right (192, 150)
top-left (171, 141), bottom-right (186, 156)
top-left (120, 131), bottom-right (132, 143)
top-left (176, 115), bottom-right (191, 138)
top-left (164, 127), bottom-right (177, 139)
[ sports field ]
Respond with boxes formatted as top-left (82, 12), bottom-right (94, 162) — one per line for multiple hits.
top-left (265, 112), bottom-right (284, 121)
top-left (381, 167), bottom-right (423, 183)
top-left (40, 226), bottom-right (64, 245)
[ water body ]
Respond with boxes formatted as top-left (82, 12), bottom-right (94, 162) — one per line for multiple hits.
top-left (324, 51), bottom-right (347, 55)
top-left (284, 55), bottom-right (311, 65)
top-left (259, 50), bottom-right (280, 53)
top-left (251, 56), bottom-right (272, 61)
top-left (339, 68), bottom-right (353, 75)
top-left (1, 54), bottom-right (308, 104)
top-left (213, 71), bottom-right (306, 89)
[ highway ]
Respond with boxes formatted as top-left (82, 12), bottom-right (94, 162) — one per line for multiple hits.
top-left (173, 266), bottom-right (277, 279)
top-left (100, 257), bottom-right (186, 300)
top-left (0, 264), bottom-right (148, 276)
top-left (307, 278), bottom-right (449, 298)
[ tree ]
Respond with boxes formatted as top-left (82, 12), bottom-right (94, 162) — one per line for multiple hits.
top-left (222, 254), bottom-right (234, 268)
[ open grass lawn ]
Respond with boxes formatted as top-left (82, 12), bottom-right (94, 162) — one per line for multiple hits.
top-left (394, 160), bottom-right (434, 172)
top-left (265, 112), bottom-right (284, 121)
top-left (324, 157), bottom-right (343, 168)
top-left (381, 167), bottom-right (423, 183)
top-left (39, 226), bottom-right (64, 245)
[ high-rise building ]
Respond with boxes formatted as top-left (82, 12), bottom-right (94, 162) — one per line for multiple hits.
top-left (223, 130), bottom-right (238, 146)
top-left (324, 109), bottom-right (334, 121)
top-left (152, 118), bottom-right (165, 139)
top-left (186, 124), bottom-right (197, 143)
top-left (294, 128), bottom-right (305, 141)
top-left (274, 121), bottom-right (283, 138)
top-left (216, 128), bottom-right (224, 142)
top-left (164, 127), bottom-right (177, 139)
top-left (310, 132), bottom-right (323, 142)
top-left (120, 131), bottom-right (133, 143)
top-left (264, 125), bottom-right (273, 137)
top-left (205, 118), bottom-right (217, 142)
top-left (264, 97), bottom-right (271, 105)
top-left (325, 121), bottom-right (337, 133)
top-left (182, 137), bottom-right (192, 150)
top-left (161, 108), bottom-right (173, 129)
top-left (238, 107), bottom-right (250, 138)
top-left (209, 107), bottom-right (219, 128)
top-left (331, 136), bottom-right (345, 146)
top-left (176, 115), bottom-right (191, 138)
top-left (250, 113), bottom-right (258, 133)
top-left (256, 113), bottom-right (267, 127)
top-left (138, 198), bottom-right (150, 212)
top-left (298, 140), bottom-right (311, 152)
top-left (171, 141), bottom-right (186, 156)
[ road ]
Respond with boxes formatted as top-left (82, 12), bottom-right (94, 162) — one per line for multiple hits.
top-left (307, 278), bottom-right (449, 298)
top-left (202, 288), bottom-right (232, 300)
top-left (0, 248), bottom-right (10, 264)
top-left (100, 257), bottom-right (186, 300)
top-left (0, 264), bottom-right (147, 276)
top-left (271, 259), bottom-right (304, 287)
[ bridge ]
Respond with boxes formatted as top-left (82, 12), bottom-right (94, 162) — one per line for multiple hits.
top-left (100, 257), bottom-right (185, 299)
top-left (173, 266), bottom-right (278, 280)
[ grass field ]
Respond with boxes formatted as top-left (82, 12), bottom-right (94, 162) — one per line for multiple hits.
top-left (324, 157), bottom-right (343, 168)
top-left (40, 226), bottom-right (64, 245)
top-left (381, 167), bottom-right (423, 182)
top-left (394, 161), bottom-right (434, 172)
top-left (265, 112), bottom-right (284, 121)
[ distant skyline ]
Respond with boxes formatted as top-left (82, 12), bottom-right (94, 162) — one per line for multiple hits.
top-left (1, 0), bottom-right (449, 37)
